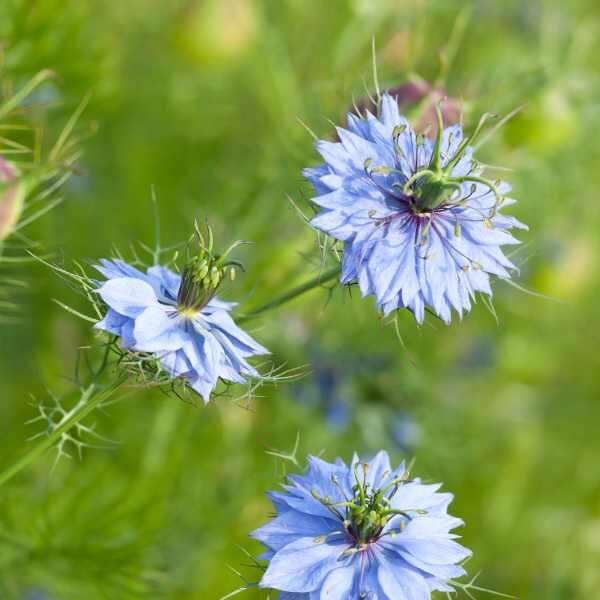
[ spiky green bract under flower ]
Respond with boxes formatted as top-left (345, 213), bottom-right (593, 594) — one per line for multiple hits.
top-left (252, 451), bottom-right (471, 599)
top-left (305, 94), bottom-right (528, 324)
top-left (94, 235), bottom-right (268, 402)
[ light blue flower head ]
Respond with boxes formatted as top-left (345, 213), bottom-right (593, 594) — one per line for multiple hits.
top-left (93, 232), bottom-right (269, 402)
top-left (253, 451), bottom-right (471, 599)
top-left (305, 94), bottom-right (528, 323)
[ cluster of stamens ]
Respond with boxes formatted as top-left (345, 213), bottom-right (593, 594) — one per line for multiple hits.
top-left (364, 104), bottom-right (504, 220)
top-left (176, 223), bottom-right (244, 314)
top-left (312, 463), bottom-right (426, 555)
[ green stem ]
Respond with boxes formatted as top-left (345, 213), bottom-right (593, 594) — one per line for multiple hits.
top-left (0, 69), bottom-right (54, 121)
top-left (0, 375), bottom-right (126, 489)
top-left (237, 265), bottom-right (340, 324)
top-left (0, 265), bottom-right (339, 488)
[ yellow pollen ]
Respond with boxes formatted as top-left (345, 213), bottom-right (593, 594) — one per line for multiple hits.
top-left (179, 307), bottom-right (199, 319)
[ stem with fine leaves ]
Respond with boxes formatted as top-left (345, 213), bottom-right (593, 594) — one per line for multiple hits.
top-left (0, 265), bottom-right (342, 488)
top-left (0, 375), bottom-right (127, 489)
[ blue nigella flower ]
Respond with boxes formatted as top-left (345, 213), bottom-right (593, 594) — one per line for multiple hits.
top-left (252, 450), bottom-right (471, 599)
top-left (93, 236), bottom-right (269, 402)
top-left (305, 94), bottom-right (528, 323)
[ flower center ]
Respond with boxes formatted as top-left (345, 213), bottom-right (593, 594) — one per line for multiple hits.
top-left (312, 463), bottom-right (423, 552)
top-left (365, 105), bottom-right (505, 216)
top-left (176, 257), bottom-right (226, 312)
top-left (343, 465), bottom-right (409, 546)
top-left (176, 224), bottom-right (245, 312)
top-left (411, 171), bottom-right (461, 212)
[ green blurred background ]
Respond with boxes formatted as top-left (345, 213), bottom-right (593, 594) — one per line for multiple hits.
top-left (1, 0), bottom-right (599, 598)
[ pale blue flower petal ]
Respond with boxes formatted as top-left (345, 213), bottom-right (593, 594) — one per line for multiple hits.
top-left (97, 277), bottom-right (158, 318)
top-left (132, 305), bottom-right (186, 352)
top-left (251, 509), bottom-right (339, 552)
top-left (146, 265), bottom-right (181, 302)
top-left (160, 349), bottom-right (193, 377)
top-left (94, 308), bottom-right (129, 336)
top-left (204, 310), bottom-right (270, 356)
top-left (260, 537), bottom-right (349, 593)
top-left (377, 552), bottom-right (432, 600)
top-left (203, 296), bottom-right (238, 313)
top-left (399, 538), bottom-right (472, 566)
top-left (95, 258), bottom-right (149, 281)
top-left (319, 566), bottom-right (356, 599)
top-left (94, 308), bottom-right (136, 347)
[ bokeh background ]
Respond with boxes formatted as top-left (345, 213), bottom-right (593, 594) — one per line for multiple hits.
top-left (1, 0), bottom-right (599, 598)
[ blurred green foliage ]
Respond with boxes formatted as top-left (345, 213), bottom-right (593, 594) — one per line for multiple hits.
top-left (0, 0), bottom-right (599, 598)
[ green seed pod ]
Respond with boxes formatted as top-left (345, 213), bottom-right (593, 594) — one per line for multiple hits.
top-left (176, 227), bottom-right (246, 312)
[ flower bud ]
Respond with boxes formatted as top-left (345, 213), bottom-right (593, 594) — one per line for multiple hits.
top-left (0, 157), bottom-right (25, 242)
top-left (175, 0), bottom-right (258, 66)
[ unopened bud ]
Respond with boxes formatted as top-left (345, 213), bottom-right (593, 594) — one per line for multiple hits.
top-left (0, 157), bottom-right (25, 242)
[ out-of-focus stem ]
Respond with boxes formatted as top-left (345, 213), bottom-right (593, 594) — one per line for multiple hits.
top-left (237, 265), bottom-right (340, 324)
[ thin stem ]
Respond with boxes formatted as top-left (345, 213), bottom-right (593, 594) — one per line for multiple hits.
top-left (237, 265), bottom-right (340, 324)
top-left (0, 70), bottom-right (54, 121)
top-left (0, 375), bottom-right (127, 489)
top-left (451, 175), bottom-right (503, 209)
top-left (443, 112), bottom-right (496, 174)
top-left (430, 103), bottom-right (445, 171)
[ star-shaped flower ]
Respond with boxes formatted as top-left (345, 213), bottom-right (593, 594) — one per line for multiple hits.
top-left (253, 451), bottom-right (471, 599)
top-left (305, 94), bottom-right (527, 323)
